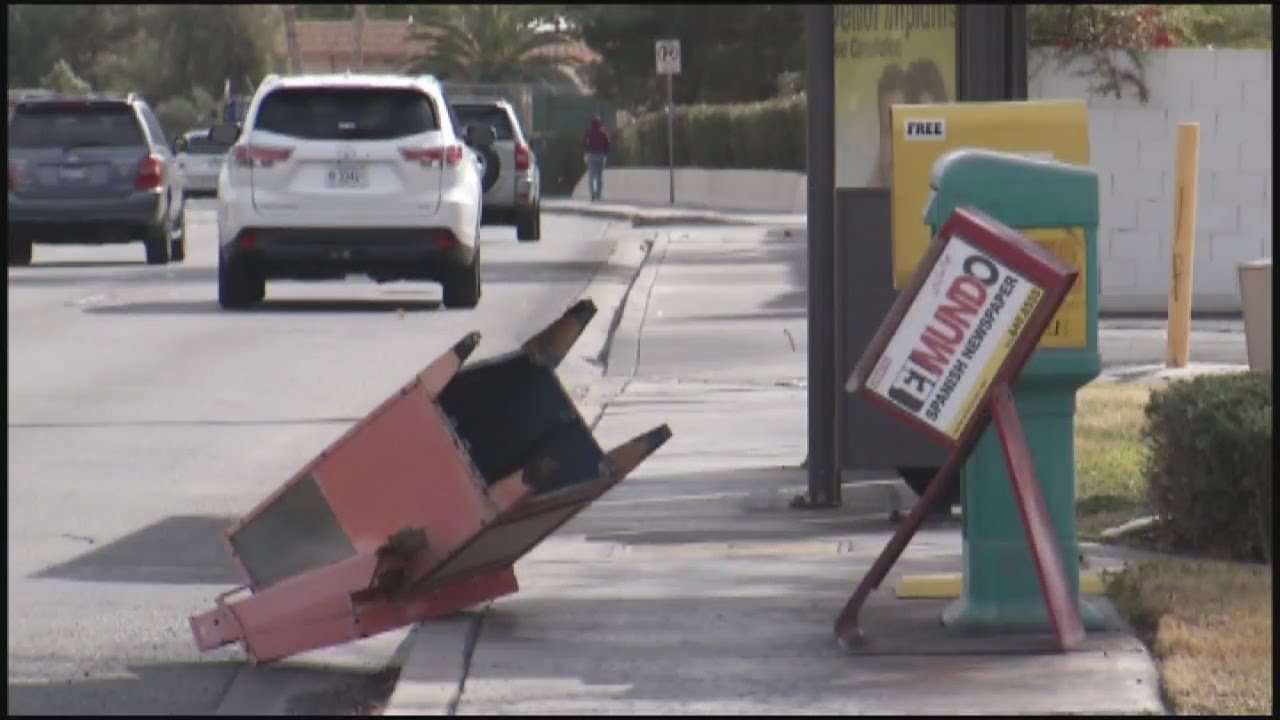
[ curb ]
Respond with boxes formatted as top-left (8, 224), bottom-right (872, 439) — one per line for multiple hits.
top-left (603, 229), bottom-right (671, 379)
top-left (559, 232), bottom-right (656, 427)
top-left (566, 233), bottom-right (656, 372)
top-left (543, 201), bottom-right (804, 229)
top-left (383, 234), bottom-right (656, 717)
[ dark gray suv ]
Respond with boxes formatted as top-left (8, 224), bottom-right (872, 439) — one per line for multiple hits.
top-left (7, 93), bottom-right (187, 266)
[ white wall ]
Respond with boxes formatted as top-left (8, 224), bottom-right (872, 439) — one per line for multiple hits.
top-left (571, 167), bottom-right (808, 214)
top-left (1029, 48), bottom-right (1273, 314)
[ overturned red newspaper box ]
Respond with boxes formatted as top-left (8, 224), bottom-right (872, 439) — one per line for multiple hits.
top-left (836, 206), bottom-right (1084, 651)
top-left (190, 300), bottom-right (671, 663)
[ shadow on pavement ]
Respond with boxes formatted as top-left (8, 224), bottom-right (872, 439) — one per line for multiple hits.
top-left (35, 514), bottom-right (242, 585)
top-left (7, 265), bottom-right (215, 287)
top-left (18, 260), bottom-right (145, 269)
top-left (10, 417), bottom-right (362, 429)
top-left (450, 587), bottom-right (1143, 715)
top-left (7, 661), bottom-right (241, 716)
top-left (481, 258), bottom-right (636, 285)
top-left (559, 466), bottom-right (920, 547)
top-left (84, 298), bottom-right (443, 316)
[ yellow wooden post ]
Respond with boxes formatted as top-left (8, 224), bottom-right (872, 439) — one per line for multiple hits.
top-left (1167, 123), bottom-right (1200, 368)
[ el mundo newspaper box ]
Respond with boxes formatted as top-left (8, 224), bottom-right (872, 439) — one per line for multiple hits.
top-left (835, 206), bottom-right (1085, 651)
top-left (925, 149), bottom-right (1105, 633)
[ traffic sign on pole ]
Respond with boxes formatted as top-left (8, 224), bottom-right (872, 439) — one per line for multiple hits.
top-left (655, 39), bottom-right (681, 75)
top-left (655, 39), bottom-right (680, 205)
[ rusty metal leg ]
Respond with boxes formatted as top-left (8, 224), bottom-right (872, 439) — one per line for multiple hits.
top-left (833, 448), bottom-right (967, 649)
top-left (604, 425), bottom-right (674, 481)
top-left (523, 299), bottom-right (598, 368)
top-left (418, 331), bottom-right (483, 398)
top-left (990, 382), bottom-right (1085, 650)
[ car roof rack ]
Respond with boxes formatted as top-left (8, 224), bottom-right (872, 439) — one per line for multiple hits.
top-left (16, 90), bottom-right (138, 105)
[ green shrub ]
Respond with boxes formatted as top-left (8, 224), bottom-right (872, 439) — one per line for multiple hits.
top-left (532, 93), bottom-right (809, 195)
top-left (1142, 371), bottom-right (1273, 562)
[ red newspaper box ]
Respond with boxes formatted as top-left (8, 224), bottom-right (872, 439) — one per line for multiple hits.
top-left (189, 300), bottom-right (671, 663)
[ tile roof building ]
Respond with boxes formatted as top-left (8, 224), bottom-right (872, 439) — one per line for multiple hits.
top-left (284, 20), bottom-right (599, 78)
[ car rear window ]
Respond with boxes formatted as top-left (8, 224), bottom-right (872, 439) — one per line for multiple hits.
top-left (8, 104), bottom-right (146, 149)
top-left (183, 135), bottom-right (231, 155)
top-left (253, 87), bottom-right (440, 141)
top-left (452, 104), bottom-right (516, 141)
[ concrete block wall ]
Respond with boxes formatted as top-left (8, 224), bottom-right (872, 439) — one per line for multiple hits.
top-left (1029, 48), bottom-right (1273, 314)
top-left (571, 167), bottom-right (808, 214)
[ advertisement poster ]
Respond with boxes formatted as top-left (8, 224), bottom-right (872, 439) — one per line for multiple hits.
top-left (863, 235), bottom-right (1044, 440)
top-left (833, 4), bottom-right (957, 189)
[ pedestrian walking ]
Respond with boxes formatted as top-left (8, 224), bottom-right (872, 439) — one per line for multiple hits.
top-left (583, 115), bottom-right (610, 202)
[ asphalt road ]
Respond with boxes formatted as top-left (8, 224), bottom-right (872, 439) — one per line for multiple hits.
top-left (6, 201), bottom-right (621, 715)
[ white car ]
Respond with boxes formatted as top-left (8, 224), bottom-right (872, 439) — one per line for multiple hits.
top-left (174, 128), bottom-right (231, 196)
top-left (209, 73), bottom-right (489, 310)
top-left (450, 98), bottom-right (541, 241)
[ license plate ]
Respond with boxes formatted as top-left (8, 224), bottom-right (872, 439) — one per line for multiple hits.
top-left (60, 167), bottom-right (88, 181)
top-left (326, 164), bottom-right (367, 188)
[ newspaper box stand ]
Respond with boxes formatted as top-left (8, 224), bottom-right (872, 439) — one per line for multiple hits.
top-left (835, 206), bottom-right (1085, 652)
top-left (189, 300), bottom-right (672, 663)
top-left (924, 149), bottom-right (1106, 632)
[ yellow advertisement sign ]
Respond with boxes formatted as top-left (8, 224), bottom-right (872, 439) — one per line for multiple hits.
top-left (889, 100), bottom-right (1091, 348)
top-left (834, 5), bottom-right (957, 189)
top-left (946, 286), bottom-right (1045, 439)
top-left (1023, 227), bottom-right (1088, 349)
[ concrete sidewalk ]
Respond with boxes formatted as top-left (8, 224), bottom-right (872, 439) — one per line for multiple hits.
top-left (383, 226), bottom-right (1167, 715)
top-left (543, 197), bottom-right (806, 229)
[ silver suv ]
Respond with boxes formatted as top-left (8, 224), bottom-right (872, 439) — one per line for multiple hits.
top-left (450, 98), bottom-right (541, 242)
top-left (7, 92), bottom-right (187, 266)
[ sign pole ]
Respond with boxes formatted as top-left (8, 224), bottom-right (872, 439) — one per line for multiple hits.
top-left (667, 73), bottom-right (675, 205)
top-left (655, 38), bottom-right (681, 207)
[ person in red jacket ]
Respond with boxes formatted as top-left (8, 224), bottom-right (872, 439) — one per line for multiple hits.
top-left (583, 115), bottom-right (611, 201)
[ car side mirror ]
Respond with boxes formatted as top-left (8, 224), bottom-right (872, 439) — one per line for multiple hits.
top-left (465, 124), bottom-right (496, 148)
top-left (209, 123), bottom-right (240, 146)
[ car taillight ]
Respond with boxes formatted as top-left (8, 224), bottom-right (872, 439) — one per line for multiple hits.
top-left (515, 143), bottom-right (530, 171)
top-left (401, 145), bottom-right (464, 168)
top-left (233, 144), bottom-right (293, 169)
top-left (8, 161), bottom-right (30, 192)
top-left (135, 154), bottom-right (164, 191)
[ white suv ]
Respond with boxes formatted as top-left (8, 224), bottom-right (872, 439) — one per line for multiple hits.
top-left (209, 73), bottom-right (490, 309)
top-left (451, 98), bottom-right (541, 241)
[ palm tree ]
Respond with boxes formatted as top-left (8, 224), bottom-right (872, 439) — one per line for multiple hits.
top-left (282, 5), bottom-right (301, 74)
top-left (353, 4), bottom-right (366, 70)
top-left (403, 5), bottom-right (582, 85)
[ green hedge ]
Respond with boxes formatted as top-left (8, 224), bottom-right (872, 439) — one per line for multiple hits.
top-left (616, 94), bottom-right (806, 171)
top-left (533, 94), bottom-right (807, 197)
top-left (1142, 371), bottom-right (1273, 562)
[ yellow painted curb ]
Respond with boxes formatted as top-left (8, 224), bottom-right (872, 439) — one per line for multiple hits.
top-left (895, 571), bottom-right (1107, 598)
